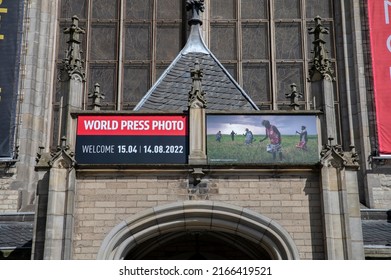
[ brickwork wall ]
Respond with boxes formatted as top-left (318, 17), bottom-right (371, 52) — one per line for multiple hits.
top-left (0, 171), bottom-right (19, 213)
top-left (73, 176), bottom-right (188, 259)
top-left (208, 174), bottom-right (324, 260)
top-left (0, 189), bottom-right (19, 213)
top-left (73, 172), bottom-right (323, 260)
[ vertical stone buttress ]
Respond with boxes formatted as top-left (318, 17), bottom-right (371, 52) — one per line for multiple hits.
top-left (33, 16), bottom-right (84, 259)
top-left (308, 16), bottom-right (364, 259)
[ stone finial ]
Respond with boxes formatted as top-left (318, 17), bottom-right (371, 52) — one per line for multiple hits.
top-left (88, 83), bottom-right (105, 111)
top-left (186, 0), bottom-right (205, 25)
top-left (50, 136), bottom-right (71, 157)
top-left (308, 16), bottom-right (334, 81)
top-left (188, 60), bottom-right (207, 108)
top-left (63, 15), bottom-right (86, 79)
top-left (285, 83), bottom-right (302, 110)
top-left (50, 136), bottom-right (75, 168)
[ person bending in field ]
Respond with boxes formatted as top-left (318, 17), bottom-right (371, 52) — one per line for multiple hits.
top-left (259, 120), bottom-right (283, 161)
top-left (296, 125), bottom-right (308, 150)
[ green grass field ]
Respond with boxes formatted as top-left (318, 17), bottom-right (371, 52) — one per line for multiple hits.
top-left (207, 134), bottom-right (319, 164)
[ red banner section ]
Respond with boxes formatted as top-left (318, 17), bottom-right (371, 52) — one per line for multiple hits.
top-left (77, 115), bottom-right (187, 136)
top-left (368, 1), bottom-right (391, 154)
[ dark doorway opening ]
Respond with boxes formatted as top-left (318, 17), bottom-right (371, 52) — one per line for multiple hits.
top-left (125, 231), bottom-right (272, 260)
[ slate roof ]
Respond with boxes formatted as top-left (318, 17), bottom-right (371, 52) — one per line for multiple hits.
top-left (134, 24), bottom-right (259, 112)
top-left (0, 213), bottom-right (34, 250)
top-left (362, 220), bottom-right (391, 247)
top-left (361, 209), bottom-right (391, 249)
top-left (0, 222), bottom-right (33, 249)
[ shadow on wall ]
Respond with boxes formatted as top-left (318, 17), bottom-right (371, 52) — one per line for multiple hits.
top-left (303, 179), bottom-right (325, 260)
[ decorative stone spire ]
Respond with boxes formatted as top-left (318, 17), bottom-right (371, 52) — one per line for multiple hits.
top-left (186, 0), bottom-right (204, 25)
top-left (88, 83), bottom-right (105, 111)
top-left (188, 60), bottom-right (207, 108)
top-left (285, 83), bottom-right (302, 111)
top-left (308, 16), bottom-right (334, 81)
top-left (63, 15), bottom-right (85, 79)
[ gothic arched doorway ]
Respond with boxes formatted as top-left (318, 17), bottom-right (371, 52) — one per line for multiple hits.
top-left (97, 201), bottom-right (299, 260)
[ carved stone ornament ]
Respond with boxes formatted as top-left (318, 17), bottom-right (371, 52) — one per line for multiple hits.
top-left (62, 15), bottom-right (86, 79)
top-left (188, 168), bottom-right (210, 200)
top-left (35, 137), bottom-right (76, 170)
top-left (186, 0), bottom-right (205, 25)
top-left (285, 83), bottom-right (302, 111)
top-left (308, 16), bottom-right (335, 81)
top-left (188, 60), bottom-right (207, 108)
top-left (88, 83), bottom-right (105, 111)
top-left (320, 138), bottom-right (359, 169)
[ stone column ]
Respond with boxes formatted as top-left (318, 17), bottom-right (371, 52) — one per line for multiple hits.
top-left (34, 139), bottom-right (76, 259)
top-left (33, 16), bottom-right (85, 259)
top-left (45, 152), bottom-right (74, 259)
top-left (309, 16), bottom-right (364, 259)
top-left (320, 144), bottom-right (364, 259)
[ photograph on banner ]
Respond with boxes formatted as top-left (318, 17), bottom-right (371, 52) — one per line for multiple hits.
top-left (207, 114), bottom-right (319, 164)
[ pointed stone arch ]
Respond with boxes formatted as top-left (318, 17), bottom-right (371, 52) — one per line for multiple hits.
top-left (97, 201), bottom-right (299, 260)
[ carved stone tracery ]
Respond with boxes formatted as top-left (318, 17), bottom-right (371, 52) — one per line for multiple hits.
top-left (320, 138), bottom-right (359, 169)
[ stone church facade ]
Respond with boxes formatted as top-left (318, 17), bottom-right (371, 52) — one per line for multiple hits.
top-left (0, 0), bottom-right (390, 260)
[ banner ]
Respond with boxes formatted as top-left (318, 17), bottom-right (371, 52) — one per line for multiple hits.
top-left (76, 115), bottom-right (188, 164)
top-left (0, 0), bottom-right (24, 158)
top-left (207, 115), bottom-right (319, 164)
top-left (368, 1), bottom-right (391, 155)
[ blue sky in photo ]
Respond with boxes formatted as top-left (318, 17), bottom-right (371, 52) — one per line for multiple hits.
top-left (207, 115), bottom-right (318, 135)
